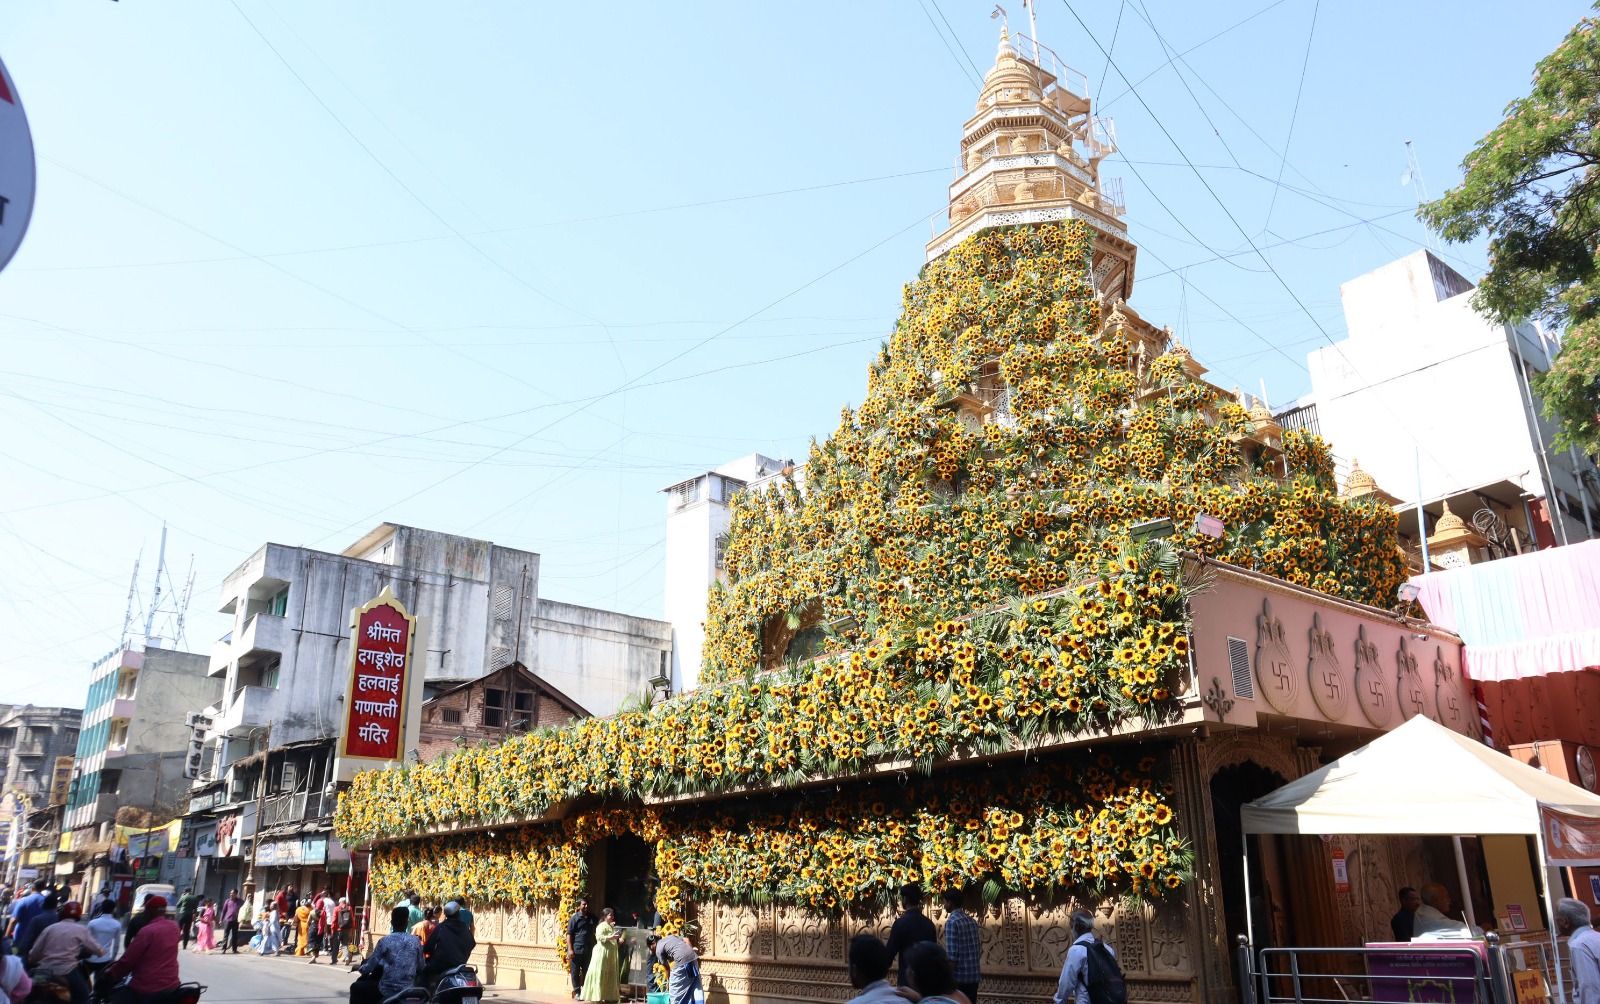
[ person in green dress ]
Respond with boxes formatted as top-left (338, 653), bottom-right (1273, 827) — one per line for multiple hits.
top-left (580, 908), bottom-right (624, 1003)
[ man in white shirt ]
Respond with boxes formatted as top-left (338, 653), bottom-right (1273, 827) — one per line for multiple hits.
top-left (1557, 897), bottom-right (1600, 1004)
top-left (84, 900), bottom-right (122, 994)
top-left (1410, 884), bottom-right (1476, 940)
top-left (846, 934), bottom-right (902, 1004)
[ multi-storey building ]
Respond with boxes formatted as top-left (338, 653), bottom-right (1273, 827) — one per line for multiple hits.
top-left (0, 705), bottom-right (80, 882)
top-left (1287, 249), bottom-right (1598, 570)
top-left (63, 644), bottom-right (218, 895)
top-left (191, 523), bottom-right (670, 905)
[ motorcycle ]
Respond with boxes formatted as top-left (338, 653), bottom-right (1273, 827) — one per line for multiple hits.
top-left (91, 975), bottom-right (206, 1004)
top-left (429, 964), bottom-right (484, 1004)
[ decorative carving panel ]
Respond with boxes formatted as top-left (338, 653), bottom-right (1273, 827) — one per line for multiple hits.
top-left (1433, 647), bottom-right (1464, 730)
top-left (1306, 613), bottom-right (1350, 721)
top-left (1028, 900), bottom-right (1075, 973)
top-left (477, 906), bottom-right (504, 943)
top-left (1148, 902), bottom-right (1190, 976)
top-left (1395, 637), bottom-right (1427, 721)
top-left (1254, 599), bottom-right (1298, 714)
top-left (536, 904), bottom-right (560, 947)
top-left (1354, 626), bottom-right (1392, 727)
top-left (775, 906), bottom-right (837, 962)
top-left (715, 903), bottom-right (760, 959)
top-left (502, 904), bottom-right (532, 946)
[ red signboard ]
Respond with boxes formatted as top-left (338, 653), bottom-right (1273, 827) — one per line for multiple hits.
top-left (339, 590), bottom-right (415, 763)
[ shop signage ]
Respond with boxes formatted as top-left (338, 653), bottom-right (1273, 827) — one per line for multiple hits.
top-left (194, 827), bottom-right (219, 858)
top-left (1369, 951), bottom-right (1484, 1004)
top-left (256, 841), bottom-right (277, 867)
top-left (254, 836), bottom-right (321, 867)
top-left (1330, 847), bottom-right (1349, 893)
top-left (302, 836), bottom-right (327, 866)
top-left (189, 789), bottom-right (224, 814)
top-left (337, 588), bottom-right (417, 767)
top-left (16, 867), bottom-right (36, 880)
top-left (1512, 969), bottom-right (1547, 1004)
top-left (1542, 805), bottom-right (1600, 866)
top-left (0, 51), bottom-right (35, 274)
top-left (1505, 903), bottom-right (1528, 932)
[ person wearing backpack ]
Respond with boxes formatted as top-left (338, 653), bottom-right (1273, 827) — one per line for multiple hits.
top-left (331, 897), bottom-right (355, 965)
top-left (1053, 909), bottom-right (1126, 1004)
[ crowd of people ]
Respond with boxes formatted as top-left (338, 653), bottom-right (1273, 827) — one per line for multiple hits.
top-left (348, 888), bottom-right (478, 1003)
top-left (250, 885), bottom-right (358, 964)
top-left (1, 878), bottom-right (182, 1004)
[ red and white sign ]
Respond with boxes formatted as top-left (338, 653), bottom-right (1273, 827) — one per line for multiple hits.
top-left (1331, 847), bottom-right (1349, 893)
top-left (1542, 805), bottom-right (1600, 867)
top-left (0, 51), bottom-right (35, 274)
top-left (339, 588), bottom-right (416, 763)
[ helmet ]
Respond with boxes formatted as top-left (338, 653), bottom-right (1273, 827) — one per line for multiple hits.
top-left (58, 901), bottom-right (83, 920)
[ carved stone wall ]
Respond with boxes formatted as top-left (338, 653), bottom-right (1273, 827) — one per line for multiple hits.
top-left (691, 889), bottom-right (1195, 1004)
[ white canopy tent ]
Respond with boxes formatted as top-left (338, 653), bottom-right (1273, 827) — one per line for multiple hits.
top-left (1241, 715), bottom-right (1600, 837)
top-left (1238, 716), bottom-right (1600, 1003)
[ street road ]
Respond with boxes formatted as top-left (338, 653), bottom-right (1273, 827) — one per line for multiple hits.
top-left (177, 948), bottom-right (554, 1004)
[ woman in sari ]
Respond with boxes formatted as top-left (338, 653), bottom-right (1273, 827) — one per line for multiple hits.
top-left (193, 900), bottom-right (217, 953)
top-left (580, 908), bottom-right (624, 1003)
top-left (294, 901), bottom-right (313, 956)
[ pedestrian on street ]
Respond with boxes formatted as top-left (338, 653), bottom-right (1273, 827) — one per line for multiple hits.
top-left (651, 925), bottom-right (702, 1004)
top-left (1390, 887), bottom-right (1420, 942)
top-left (1053, 909), bottom-right (1121, 1004)
top-left (175, 888), bottom-right (199, 952)
top-left (406, 894), bottom-right (424, 931)
top-left (7, 881), bottom-right (47, 942)
top-left (845, 934), bottom-right (899, 1004)
top-left (451, 894), bottom-right (475, 935)
top-left (567, 897), bottom-right (596, 999)
top-left (193, 899), bottom-right (217, 953)
top-left (331, 897), bottom-right (355, 965)
top-left (219, 889), bottom-right (242, 954)
top-left (885, 885), bottom-right (937, 987)
top-left (898, 941), bottom-right (969, 1004)
top-left (1557, 897), bottom-right (1600, 1004)
top-left (941, 889), bottom-right (981, 1004)
top-left (294, 899), bottom-right (313, 957)
top-left (257, 901), bottom-right (282, 956)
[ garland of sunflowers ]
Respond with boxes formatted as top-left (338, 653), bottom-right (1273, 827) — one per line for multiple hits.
top-left (334, 221), bottom-right (1406, 981)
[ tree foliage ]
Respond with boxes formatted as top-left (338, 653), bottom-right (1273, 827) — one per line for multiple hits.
top-left (1419, 8), bottom-right (1600, 456)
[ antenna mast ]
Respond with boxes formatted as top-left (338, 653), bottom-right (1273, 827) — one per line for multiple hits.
top-left (144, 523), bottom-right (167, 647)
top-left (1403, 140), bottom-right (1440, 252)
top-left (120, 551), bottom-right (142, 649)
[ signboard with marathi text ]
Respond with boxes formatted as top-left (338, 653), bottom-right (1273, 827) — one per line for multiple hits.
top-left (0, 51), bottom-right (35, 274)
top-left (335, 587), bottom-right (424, 782)
top-left (1541, 806), bottom-right (1600, 866)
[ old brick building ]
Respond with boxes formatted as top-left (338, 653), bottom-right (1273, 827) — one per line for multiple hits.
top-left (417, 663), bottom-right (588, 761)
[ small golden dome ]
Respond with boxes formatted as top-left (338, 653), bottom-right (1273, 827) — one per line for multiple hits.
top-left (978, 28), bottom-right (1040, 110)
top-left (1346, 459), bottom-right (1377, 493)
top-left (1434, 499), bottom-right (1466, 533)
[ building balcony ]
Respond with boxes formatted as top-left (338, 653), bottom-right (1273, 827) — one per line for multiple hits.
top-left (260, 790), bottom-right (334, 831)
top-left (216, 685), bottom-right (276, 737)
top-left (110, 697), bottom-right (136, 720)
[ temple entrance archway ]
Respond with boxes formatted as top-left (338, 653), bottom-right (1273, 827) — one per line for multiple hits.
top-left (585, 835), bottom-right (657, 929)
top-left (1211, 761), bottom-right (1290, 985)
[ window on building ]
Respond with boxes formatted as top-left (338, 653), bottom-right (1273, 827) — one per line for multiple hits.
top-left (484, 688), bottom-right (505, 728)
top-left (268, 588), bottom-right (289, 617)
top-left (101, 770), bottom-right (121, 795)
top-left (513, 692), bottom-right (532, 713)
top-left (441, 708), bottom-right (462, 725)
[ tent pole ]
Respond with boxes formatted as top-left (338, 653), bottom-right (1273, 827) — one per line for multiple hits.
top-left (1534, 824), bottom-right (1566, 1004)
top-left (1243, 838), bottom-right (1257, 950)
top-left (1451, 836), bottom-right (1478, 929)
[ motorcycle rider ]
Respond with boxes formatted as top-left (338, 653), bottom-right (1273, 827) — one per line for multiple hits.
top-left (356, 906), bottom-right (424, 1003)
top-left (421, 901), bottom-right (476, 987)
top-left (26, 901), bottom-right (100, 1004)
top-left (103, 896), bottom-right (181, 1004)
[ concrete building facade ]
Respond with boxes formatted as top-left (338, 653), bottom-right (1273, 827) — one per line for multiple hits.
top-left (1297, 250), bottom-right (1598, 568)
top-left (63, 644), bottom-right (218, 894)
top-left (0, 705), bottom-right (80, 881)
top-left (662, 454), bottom-right (791, 694)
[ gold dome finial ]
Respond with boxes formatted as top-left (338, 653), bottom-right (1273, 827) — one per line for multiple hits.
top-left (1435, 499), bottom-right (1466, 533)
top-left (1346, 459), bottom-right (1377, 493)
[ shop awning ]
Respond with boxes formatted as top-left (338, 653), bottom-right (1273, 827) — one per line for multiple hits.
top-left (1240, 716), bottom-right (1600, 844)
top-left (1410, 539), bottom-right (1600, 681)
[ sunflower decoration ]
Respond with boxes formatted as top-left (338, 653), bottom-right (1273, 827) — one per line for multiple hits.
top-left (339, 219), bottom-right (1398, 913)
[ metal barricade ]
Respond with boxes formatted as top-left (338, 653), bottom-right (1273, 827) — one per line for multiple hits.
top-left (1238, 937), bottom-right (1510, 1004)
top-left (1496, 936), bottom-right (1573, 1004)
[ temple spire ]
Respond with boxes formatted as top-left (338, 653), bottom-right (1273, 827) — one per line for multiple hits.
top-left (926, 22), bottom-right (1139, 303)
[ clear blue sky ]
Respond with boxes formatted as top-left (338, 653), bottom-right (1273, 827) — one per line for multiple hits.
top-left (0, 0), bottom-right (1587, 709)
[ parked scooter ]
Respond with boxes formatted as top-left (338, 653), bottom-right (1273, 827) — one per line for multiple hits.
top-left (429, 964), bottom-right (484, 1004)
